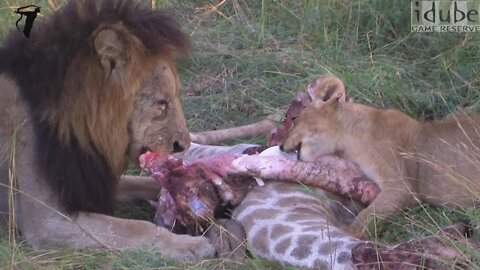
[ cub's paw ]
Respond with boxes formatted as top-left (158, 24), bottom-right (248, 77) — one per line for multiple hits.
top-left (158, 234), bottom-right (215, 263)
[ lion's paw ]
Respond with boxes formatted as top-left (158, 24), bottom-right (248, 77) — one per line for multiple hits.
top-left (159, 234), bottom-right (215, 263)
top-left (206, 219), bottom-right (247, 259)
top-left (346, 223), bottom-right (369, 240)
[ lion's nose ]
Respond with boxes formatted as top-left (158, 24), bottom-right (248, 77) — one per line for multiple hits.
top-left (172, 141), bottom-right (186, 153)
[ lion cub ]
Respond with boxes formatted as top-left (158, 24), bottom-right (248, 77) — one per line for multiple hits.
top-left (282, 77), bottom-right (480, 239)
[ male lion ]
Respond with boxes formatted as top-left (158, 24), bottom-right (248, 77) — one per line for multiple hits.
top-left (0, 0), bottom-right (214, 261)
top-left (281, 79), bottom-right (480, 239)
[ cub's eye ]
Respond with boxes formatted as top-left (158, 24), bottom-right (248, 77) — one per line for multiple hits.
top-left (290, 116), bottom-right (299, 124)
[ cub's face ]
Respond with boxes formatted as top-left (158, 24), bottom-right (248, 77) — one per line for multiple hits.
top-left (128, 59), bottom-right (190, 159)
top-left (281, 99), bottom-right (340, 162)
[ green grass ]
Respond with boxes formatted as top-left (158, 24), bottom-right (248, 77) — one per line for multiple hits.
top-left (1, 0), bottom-right (480, 268)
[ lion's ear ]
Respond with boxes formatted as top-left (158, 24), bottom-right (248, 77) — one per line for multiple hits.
top-left (93, 29), bottom-right (126, 77)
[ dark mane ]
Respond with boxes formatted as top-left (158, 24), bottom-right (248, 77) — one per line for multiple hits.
top-left (0, 0), bottom-right (190, 214)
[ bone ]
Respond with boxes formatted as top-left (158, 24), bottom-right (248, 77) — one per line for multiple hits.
top-left (190, 116), bottom-right (280, 145)
top-left (228, 150), bottom-right (379, 205)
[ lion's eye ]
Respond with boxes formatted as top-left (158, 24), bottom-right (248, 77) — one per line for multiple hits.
top-left (155, 99), bottom-right (168, 111)
top-left (151, 99), bottom-right (169, 122)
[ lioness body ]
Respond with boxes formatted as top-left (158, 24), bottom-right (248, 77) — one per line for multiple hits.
top-left (283, 98), bottom-right (480, 238)
top-left (0, 0), bottom-right (213, 261)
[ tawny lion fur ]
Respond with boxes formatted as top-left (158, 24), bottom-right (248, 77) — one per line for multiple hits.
top-left (0, 0), bottom-right (214, 261)
top-left (282, 77), bottom-right (480, 239)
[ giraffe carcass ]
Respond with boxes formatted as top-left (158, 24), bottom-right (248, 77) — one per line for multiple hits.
top-left (139, 146), bottom-right (379, 234)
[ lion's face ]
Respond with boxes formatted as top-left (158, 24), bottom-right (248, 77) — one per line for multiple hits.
top-left (128, 60), bottom-right (190, 159)
top-left (281, 98), bottom-right (340, 162)
top-left (84, 25), bottom-right (191, 169)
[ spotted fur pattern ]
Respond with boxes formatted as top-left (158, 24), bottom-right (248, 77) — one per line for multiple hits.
top-left (182, 144), bottom-right (366, 269)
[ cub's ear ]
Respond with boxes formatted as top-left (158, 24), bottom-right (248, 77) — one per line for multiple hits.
top-left (333, 91), bottom-right (345, 102)
top-left (93, 28), bottom-right (127, 78)
top-left (321, 84), bottom-right (339, 102)
top-left (322, 82), bottom-right (346, 103)
top-left (307, 76), bottom-right (346, 103)
top-left (313, 91), bottom-right (343, 109)
top-left (312, 98), bottom-right (326, 109)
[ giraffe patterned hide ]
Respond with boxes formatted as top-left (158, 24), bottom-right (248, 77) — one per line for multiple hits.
top-left (234, 181), bottom-right (363, 269)
top-left (233, 147), bottom-right (364, 269)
